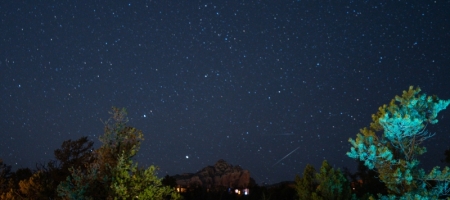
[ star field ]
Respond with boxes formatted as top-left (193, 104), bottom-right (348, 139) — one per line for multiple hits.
top-left (1, 1), bottom-right (450, 184)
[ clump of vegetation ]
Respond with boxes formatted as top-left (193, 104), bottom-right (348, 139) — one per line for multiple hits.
top-left (295, 160), bottom-right (351, 200)
top-left (0, 107), bottom-right (181, 200)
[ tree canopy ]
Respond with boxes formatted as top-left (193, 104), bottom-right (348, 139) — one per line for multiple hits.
top-left (295, 160), bottom-right (351, 200)
top-left (57, 107), bottom-right (181, 200)
top-left (347, 86), bottom-right (450, 199)
top-left (0, 107), bottom-right (180, 200)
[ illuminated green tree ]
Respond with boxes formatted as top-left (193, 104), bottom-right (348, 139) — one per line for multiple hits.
top-left (295, 161), bottom-right (350, 200)
top-left (315, 160), bottom-right (351, 200)
top-left (347, 86), bottom-right (450, 199)
top-left (295, 164), bottom-right (318, 200)
top-left (58, 107), bottom-right (180, 200)
top-left (111, 152), bottom-right (181, 200)
top-left (96, 107), bottom-right (144, 176)
top-left (57, 163), bottom-right (103, 200)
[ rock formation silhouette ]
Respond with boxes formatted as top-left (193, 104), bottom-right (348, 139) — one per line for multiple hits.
top-left (173, 159), bottom-right (253, 189)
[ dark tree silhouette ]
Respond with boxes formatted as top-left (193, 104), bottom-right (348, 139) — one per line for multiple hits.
top-left (0, 167), bottom-right (33, 199)
top-left (54, 136), bottom-right (94, 173)
top-left (0, 159), bottom-right (12, 194)
top-left (443, 148), bottom-right (450, 166)
top-left (344, 161), bottom-right (388, 199)
top-left (162, 175), bottom-right (178, 188)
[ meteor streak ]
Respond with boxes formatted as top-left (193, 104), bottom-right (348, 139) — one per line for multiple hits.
top-left (263, 132), bottom-right (294, 136)
top-left (272, 146), bottom-right (300, 167)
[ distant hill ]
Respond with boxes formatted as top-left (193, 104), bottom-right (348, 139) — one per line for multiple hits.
top-left (172, 159), bottom-right (255, 189)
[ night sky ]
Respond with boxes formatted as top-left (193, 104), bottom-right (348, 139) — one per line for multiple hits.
top-left (1, 1), bottom-right (450, 185)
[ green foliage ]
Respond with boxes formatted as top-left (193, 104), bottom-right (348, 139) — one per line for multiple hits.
top-left (96, 107), bottom-right (144, 177)
top-left (296, 164), bottom-right (317, 199)
top-left (315, 160), bottom-right (352, 200)
top-left (295, 160), bottom-right (351, 200)
top-left (1, 137), bottom-right (96, 199)
top-left (110, 152), bottom-right (181, 200)
top-left (57, 165), bottom-right (101, 200)
top-left (58, 107), bottom-right (180, 200)
top-left (347, 86), bottom-right (450, 198)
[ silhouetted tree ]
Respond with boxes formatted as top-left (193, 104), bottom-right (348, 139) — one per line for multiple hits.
top-left (344, 161), bottom-right (387, 199)
top-left (0, 137), bottom-right (95, 199)
top-left (265, 181), bottom-right (296, 200)
top-left (16, 136), bottom-right (97, 199)
top-left (17, 171), bottom-right (56, 199)
top-left (54, 136), bottom-right (94, 178)
top-left (0, 159), bottom-right (12, 195)
top-left (443, 148), bottom-right (450, 166)
top-left (162, 175), bottom-right (178, 188)
top-left (0, 167), bottom-right (33, 199)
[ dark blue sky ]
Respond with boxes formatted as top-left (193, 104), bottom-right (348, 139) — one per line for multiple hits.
top-left (1, 1), bottom-right (449, 184)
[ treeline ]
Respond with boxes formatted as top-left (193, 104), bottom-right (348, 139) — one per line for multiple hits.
top-left (0, 108), bottom-right (388, 200)
top-left (177, 87), bottom-right (450, 200)
top-left (1, 86), bottom-right (450, 200)
top-left (0, 107), bottom-right (181, 200)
